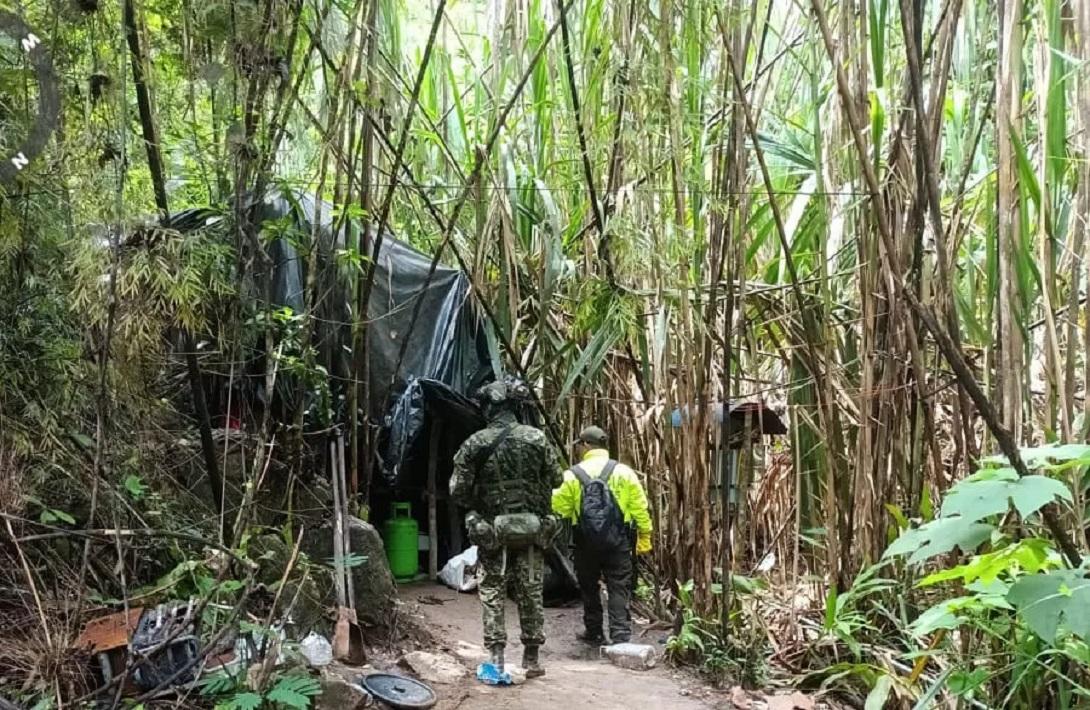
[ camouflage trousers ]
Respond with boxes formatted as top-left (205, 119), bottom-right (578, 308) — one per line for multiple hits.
top-left (478, 545), bottom-right (546, 648)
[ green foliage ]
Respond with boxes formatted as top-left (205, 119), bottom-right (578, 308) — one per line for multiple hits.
top-left (264, 674), bottom-right (322, 709)
top-left (884, 453), bottom-right (1078, 565)
top-left (665, 579), bottom-right (769, 686)
top-left (883, 516), bottom-right (994, 564)
top-left (328, 552), bottom-right (368, 569)
top-left (1008, 568), bottom-right (1090, 642)
top-left (868, 443), bottom-right (1090, 706)
top-left (124, 474), bottom-right (149, 500)
top-left (823, 563), bottom-right (897, 657)
top-left (202, 670), bottom-right (321, 710)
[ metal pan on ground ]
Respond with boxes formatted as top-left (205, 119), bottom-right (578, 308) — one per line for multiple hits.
top-left (362, 673), bottom-right (437, 709)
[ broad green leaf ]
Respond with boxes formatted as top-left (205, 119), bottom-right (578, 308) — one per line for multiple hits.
top-left (981, 444), bottom-right (1090, 470)
top-left (70, 432), bottom-right (94, 449)
top-left (40, 508), bottom-right (76, 525)
top-left (885, 503), bottom-right (908, 531)
top-left (941, 475), bottom-right (1072, 521)
top-left (909, 595), bottom-right (1012, 638)
top-left (1008, 569), bottom-right (1090, 642)
top-left (918, 539), bottom-right (1055, 587)
top-left (908, 601), bottom-right (962, 637)
top-left (865, 675), bottom-right (892, 710)
top-left (919, 485), bottom-right (934, 521)
top-left (884, 517), bottom-right (994, 564)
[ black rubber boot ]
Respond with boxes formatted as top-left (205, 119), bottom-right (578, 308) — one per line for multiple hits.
top-left (489, 644), bottom-right (505, 668)
top-left (523, 645), bottom-right (545, 678)
top-left (576, 630), bottom-right (605, 644)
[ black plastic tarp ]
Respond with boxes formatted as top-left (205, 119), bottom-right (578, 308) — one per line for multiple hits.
top-left (159, 190), bottom-right (492, 429)
top-left (248, 192), bottom-right (493, 420)
top-left (379, 377), bottom-right (485, 486)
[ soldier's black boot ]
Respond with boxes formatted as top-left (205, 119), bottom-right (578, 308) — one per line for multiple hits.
top-left (523, 645), bottom-right (544, 678)
top-left (489, 644), bottom-right (505, 668)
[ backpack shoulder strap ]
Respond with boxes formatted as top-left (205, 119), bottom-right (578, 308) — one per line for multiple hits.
top-left (569, 464), bottom-right (592, 486)
top-left (599, 460), bottom-right (619, 485)
top-left (478, 425), bottom-right (516, 470)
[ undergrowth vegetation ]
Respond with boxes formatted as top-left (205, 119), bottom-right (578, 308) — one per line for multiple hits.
top-left (4, 0), bottom-right (1090, 706)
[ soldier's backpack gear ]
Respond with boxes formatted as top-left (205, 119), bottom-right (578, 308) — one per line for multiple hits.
top-left (493, 512), bottom-right (542, 549)
top-left (570, 460), bottom-right (628, 553)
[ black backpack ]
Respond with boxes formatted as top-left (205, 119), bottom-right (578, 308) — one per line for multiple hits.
top-left (570, 460), bottom-right (628, 553)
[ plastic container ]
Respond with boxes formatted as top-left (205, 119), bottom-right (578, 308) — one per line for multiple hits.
top-left (383, 502), bottom-right (419, 581)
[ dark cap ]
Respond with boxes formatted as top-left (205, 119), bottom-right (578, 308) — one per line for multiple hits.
top-left (574, 425), bottom-right (608, 446)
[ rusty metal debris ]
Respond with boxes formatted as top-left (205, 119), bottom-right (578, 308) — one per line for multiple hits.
top-left (75, 607), bottom-right (144, 689)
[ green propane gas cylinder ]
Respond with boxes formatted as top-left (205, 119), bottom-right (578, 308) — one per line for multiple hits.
top-left (383, 502), bottom-right (419, 581)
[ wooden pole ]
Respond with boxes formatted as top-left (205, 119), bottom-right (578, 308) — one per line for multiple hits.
top-left (427, 420), bottom-right (440, 579)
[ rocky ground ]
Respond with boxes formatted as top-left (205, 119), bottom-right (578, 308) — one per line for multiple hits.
top-left (395, 581), bottom-right (718, 710)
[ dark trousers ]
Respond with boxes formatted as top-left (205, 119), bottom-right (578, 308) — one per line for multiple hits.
top-left (574, 543), bottom-right (632, 641)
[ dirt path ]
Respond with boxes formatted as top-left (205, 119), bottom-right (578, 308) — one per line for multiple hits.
top-left (399, 582), bottom-right (720, 710)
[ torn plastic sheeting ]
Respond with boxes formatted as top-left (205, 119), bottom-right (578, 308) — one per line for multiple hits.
top-left (381, 377), bottom-right (485, 486)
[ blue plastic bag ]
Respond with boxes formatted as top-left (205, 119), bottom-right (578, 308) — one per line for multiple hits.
top-left (476, 662), bottom-right (512, 686)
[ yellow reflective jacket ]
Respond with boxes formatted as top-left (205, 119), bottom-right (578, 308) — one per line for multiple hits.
top-left (551, 449), bottom-right (653, 553)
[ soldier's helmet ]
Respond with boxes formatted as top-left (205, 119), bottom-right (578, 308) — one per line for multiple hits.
top-left (475, 376), bottom-right (531, 413)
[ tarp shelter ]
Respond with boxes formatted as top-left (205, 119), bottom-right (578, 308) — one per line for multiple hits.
top-left (160, 191), bottom-right (492, 422)
top-left (164, 190), bottom-right (575, 600)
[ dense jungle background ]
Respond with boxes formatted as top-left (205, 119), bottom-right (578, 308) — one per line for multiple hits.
top-left (4, 0), bottom-right (1090, 707)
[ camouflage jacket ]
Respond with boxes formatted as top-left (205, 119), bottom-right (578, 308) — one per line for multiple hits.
top-left (450, 415), bottom-right (563, 521)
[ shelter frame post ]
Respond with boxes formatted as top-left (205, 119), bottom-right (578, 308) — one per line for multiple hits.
top-left (426, 417), bottom-right (440, 579)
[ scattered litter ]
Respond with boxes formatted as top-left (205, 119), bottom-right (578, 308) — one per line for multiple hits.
top-left (502, 663), bottom-right (527, 686)
top-left (76, 601), bottom-right (201, 691)
top-left (129, 600), bottom-right (201, 690)
top-left (361, 673), bottom-right (436, 708)
top-left (475, 662), bottom-right (512, 686)
top-left (602, 642), bottom-right (657, 670)
top-left (300, 632), bottom-right (333, 667)
top-left (438, 545), bottom-right (479, 592)
top-left (756, 552), bottom-right (777, 573)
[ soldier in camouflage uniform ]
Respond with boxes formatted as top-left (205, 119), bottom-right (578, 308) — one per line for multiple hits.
top-left (450, 377), bottom-right (562, 678)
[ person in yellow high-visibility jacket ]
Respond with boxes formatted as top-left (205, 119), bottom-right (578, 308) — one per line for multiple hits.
top-left (552, 425), bottom-right (652, 644)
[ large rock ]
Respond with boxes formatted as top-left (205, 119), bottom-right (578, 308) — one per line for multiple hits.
top-left (398, 651), bottom-right (468, 684)
top-left (248, 533), bottom-right (333, 636)
top-left (602, 643), bottom-right (657, 670)
top-left (316, 673), bottom-right (371, 710)
top-left (304, 516), bottom-right (396, 628)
